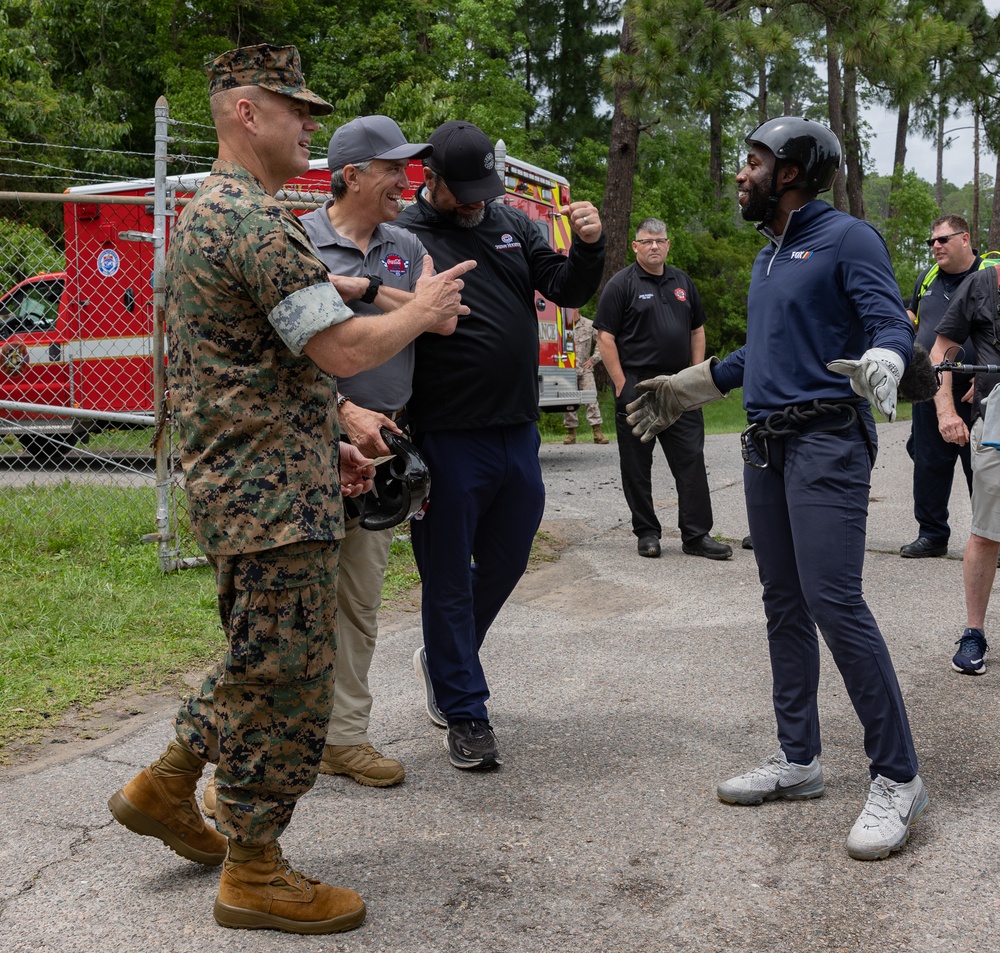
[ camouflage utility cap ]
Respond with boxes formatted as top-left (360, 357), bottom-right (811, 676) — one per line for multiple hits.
top-left (206, 43), bottom-right (333, 116)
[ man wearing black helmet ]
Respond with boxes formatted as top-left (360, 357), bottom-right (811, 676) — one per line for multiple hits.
top-left (626, 117), bottom-right (926, 861)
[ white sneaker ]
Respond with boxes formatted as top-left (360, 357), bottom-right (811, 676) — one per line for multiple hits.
top-left (413, 646), bottom-right (447, 728)
top-left (717, 750), bottom-right (825, 805)
top-left (846, 774), bottom-right (928, 860)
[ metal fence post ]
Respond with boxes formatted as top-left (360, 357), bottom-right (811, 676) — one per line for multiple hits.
top-left (151, 96), bottom-right (175, 572)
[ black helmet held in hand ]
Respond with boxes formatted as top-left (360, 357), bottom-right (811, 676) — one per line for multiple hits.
top-left (357, 429), bottom-right (431, 531)
top-left (745, 116), bottom-right (842, 194)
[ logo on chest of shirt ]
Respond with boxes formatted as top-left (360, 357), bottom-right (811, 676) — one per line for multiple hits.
top-left (494, 232), bottom-right (522, 250)
top-left (789, 250), bottom-right (814, 260)
top-left (381, 253), bottom-right (409, 276)
top-left (673, 288), bottom-right (688, 302)
top-left (638, 293), bottom-right (655, 300)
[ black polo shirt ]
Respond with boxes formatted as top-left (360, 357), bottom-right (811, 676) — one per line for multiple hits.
top-left (594, 262), bottom-right (706, 374)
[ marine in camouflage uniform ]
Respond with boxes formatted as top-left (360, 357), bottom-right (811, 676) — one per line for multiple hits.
top-left (167, 156), bottom-right (353, 845)
top-left (107, 43), bottom-right (369, 935)
top-left (107, 44), bottom-right (471, 935)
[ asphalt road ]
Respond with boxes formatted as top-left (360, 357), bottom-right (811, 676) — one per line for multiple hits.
top-left (2, 421), bottom-right (998, 953)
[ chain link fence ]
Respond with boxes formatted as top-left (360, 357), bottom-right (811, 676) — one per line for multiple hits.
top-left (1, 101), bottom-right (337, 572)
top-left (0, 180), bottom-right (194, 567)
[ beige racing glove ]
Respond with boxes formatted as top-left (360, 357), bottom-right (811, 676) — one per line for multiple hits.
top-left (625, 358), bottom-right (727, 443)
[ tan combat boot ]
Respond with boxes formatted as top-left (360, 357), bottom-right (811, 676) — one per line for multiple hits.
top-left (108, 740), bottom-right (228, 866)
top-left (592, 425), bottom-right (609, 444)
top-left (201, 771), bottom-right (218, 818)
top-left (563, 428), bottom-right (577, 444)
top-left (214, 841), bottom-right (366, 934)
top-left (319, 742), bottom-right (405, 787)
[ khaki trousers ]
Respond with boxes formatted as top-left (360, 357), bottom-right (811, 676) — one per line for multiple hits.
top-left (325, 518), bottom-right (394, 745)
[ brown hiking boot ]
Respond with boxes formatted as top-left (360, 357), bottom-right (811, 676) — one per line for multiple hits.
top-left (214, 842), bottom-right (366, 934)
top-left (563, 428), bottom-right (576, 444)
top-left (107, 741), bottom-right (227, 866)
top-left (319, 743), bottom-right (405, 787)
top-left (592, 425), bottom-right (609, 444)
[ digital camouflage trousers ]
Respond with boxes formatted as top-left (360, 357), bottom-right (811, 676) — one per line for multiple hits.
top-left (174, 539), bottom-right (339, 844)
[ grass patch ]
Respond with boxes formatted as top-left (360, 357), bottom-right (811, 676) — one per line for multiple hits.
top-left (0, 485), bottom-right (222, 761)
top-left (0, 485), bottom-right (561, 761)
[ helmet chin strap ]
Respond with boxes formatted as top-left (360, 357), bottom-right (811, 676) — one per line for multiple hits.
top-left (758, 164), bottom-right (783, 226)
top-left (760, 162), bottom-right (809, 226)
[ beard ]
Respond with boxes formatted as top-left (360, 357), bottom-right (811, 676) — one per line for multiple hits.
top-left (443, 206), bottom-right (486, 229)
top-left (739, 180), bottom-right (772, 222)
top-left (427, 183), bottom-right (487, 228)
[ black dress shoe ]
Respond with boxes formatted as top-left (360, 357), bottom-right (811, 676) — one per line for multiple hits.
top-left (637, 535), bottom-right (661, 558)
top-left (741, 535), bottom-right (753, 550)
top-left (899, 537), bottom-right (947, 559)
top-left (682, 534), bottom-right (733, 561)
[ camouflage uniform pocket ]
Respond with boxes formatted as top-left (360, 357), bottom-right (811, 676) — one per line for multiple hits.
top-left (227, 541), bottom-right (338, 686)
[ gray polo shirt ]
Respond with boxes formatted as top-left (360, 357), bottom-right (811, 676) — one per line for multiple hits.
top-left (300, 201), bottom-right (426, 413)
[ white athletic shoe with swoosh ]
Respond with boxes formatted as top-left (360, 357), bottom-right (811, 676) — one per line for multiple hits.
top-left (717, 750), bottom-right (825, 805)
top-left (846, 774), bottom-right (928, 860)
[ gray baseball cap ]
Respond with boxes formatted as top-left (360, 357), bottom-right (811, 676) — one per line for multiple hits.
top-left (327, 116), bottom-right (432, 170)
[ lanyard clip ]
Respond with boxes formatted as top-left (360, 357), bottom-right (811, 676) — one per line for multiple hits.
top-left (740, 423), bottom-right (769, 470)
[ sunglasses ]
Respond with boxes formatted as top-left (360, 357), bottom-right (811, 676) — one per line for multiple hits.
top-left (925, 231), bottom-right (965, 247)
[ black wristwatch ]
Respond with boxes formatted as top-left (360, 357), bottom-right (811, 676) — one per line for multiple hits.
top-left (360, 275), bottom-right (383, 304)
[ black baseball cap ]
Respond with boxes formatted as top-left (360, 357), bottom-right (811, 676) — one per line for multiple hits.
top-left (425, 120), bottom-right (504, 203)
top-left (327, 116), bottom-right (432, 170)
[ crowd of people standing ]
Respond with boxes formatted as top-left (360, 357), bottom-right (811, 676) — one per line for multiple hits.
top-left (101, 40), bottom-right (996, 938)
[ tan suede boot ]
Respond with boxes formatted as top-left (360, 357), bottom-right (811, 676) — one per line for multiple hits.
top-left (214, 841), bottom-right (366, 934)
top-left (563, 428), bottom-right (577, 444)
top-left (319, 743), bottom-right (405, 787)
top-left (107, 740), bottom-right (227, 866)
top-left (592, 425), bottom-right (609, 444)
top-left (201, 771), bottom-right (217, 819)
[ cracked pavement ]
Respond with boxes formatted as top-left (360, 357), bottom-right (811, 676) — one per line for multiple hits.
top-left (2, 423), bottom-right (999, 952)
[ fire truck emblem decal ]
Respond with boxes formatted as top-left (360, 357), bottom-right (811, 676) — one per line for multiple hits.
top-left (1, 342), bottom-right (28, 376)
top-left (97, 249), bottom-right (121, 277)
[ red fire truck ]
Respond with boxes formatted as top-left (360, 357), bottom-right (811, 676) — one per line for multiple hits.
top-left (0, 150), bottom-right (594, 457)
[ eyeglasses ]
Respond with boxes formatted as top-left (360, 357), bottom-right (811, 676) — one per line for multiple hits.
top-left (925, 231), bottom-right (965, 247)
top-left (634, 238), bottom-right (668, 247)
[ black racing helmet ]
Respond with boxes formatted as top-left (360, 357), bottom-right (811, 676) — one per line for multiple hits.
top-left (357, 429), bottom-right (431, 531)
top-left (745, 116), bottom-right (842, 193)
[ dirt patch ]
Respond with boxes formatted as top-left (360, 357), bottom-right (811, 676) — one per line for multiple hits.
top-left (0, 675), bottom-right (202, 777)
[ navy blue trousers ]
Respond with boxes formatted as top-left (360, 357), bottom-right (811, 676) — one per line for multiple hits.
top-left (744, 422), bottom-right (919, 782)
top-left (411, 423), bottom-right (545, 723)
top-left (907, 398), bottom-right (972, 543)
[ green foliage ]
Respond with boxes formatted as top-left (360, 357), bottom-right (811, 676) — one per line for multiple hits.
top-left (307, 0), bottom-right (534, 149)
top-left (864, 170), bottom-right (940, 294)
top-left (0, 219), bottom-right (65, 290)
